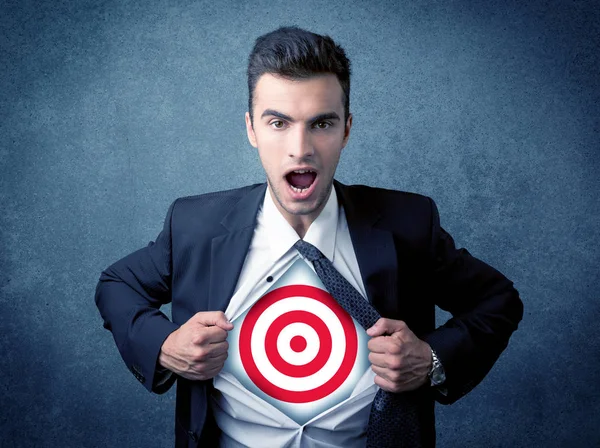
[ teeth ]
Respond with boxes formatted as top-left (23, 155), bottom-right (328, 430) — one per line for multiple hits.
top-left (290, 185), bottom-right (309, 193)
top-left (293, 169), bottom-right (313, 174)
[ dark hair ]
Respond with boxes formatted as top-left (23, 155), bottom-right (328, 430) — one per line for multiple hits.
top-left (247, 26), bottom-right (351, 126)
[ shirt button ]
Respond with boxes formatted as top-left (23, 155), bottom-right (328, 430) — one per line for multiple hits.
top-left (266, 276), bottom-right (273, 282)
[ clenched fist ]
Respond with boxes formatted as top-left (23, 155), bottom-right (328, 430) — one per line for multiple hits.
top-left (158, 311), bottom-right (233, 381)
top-left (366, 318), bottom-right (432, 393)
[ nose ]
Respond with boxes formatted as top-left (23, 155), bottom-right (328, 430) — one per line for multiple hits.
top-left (288, 126), bottom-right (314, 159)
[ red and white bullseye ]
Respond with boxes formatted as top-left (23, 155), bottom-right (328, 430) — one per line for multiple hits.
top-left (276, 322), bottom-right (319, 365)
top-left (239, 285), bottom-right (357, 403)
top-left (289, 334), bottom-right (308, 353)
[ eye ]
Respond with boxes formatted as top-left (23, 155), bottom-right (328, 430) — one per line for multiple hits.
top-left (314, 121), bottom-right (332, 130)
top-left (270, 120), bottom-right (285, 129)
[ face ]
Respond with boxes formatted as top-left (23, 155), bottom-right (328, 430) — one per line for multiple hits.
top-left (245, 73), bottom-right (352, 233)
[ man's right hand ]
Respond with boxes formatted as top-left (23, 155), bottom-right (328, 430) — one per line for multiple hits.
top-left (158, 311), bottom-right (233, 381)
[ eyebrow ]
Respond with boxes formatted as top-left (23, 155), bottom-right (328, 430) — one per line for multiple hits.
top-left (260, 109), bottom-right (341, 123)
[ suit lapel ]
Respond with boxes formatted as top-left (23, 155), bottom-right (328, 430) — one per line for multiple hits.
top-left (208, 183), bottom-right (267, 313)
top-left (207, 180), bottom-right (400, 318)
top-left (334, 180), bottom-right (400, 318)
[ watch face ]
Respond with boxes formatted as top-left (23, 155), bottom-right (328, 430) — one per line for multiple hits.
top-left (431, 369), bottom-right (446, 385)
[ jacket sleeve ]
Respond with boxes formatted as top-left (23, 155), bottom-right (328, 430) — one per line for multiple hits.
top-left (422, 197), bottom-right (524, 405)
top-left (95, 199), bottom-right (181, 394)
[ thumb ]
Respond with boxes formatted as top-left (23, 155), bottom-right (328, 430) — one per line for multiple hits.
top-left (191, 311), bottom-right (234, 331)
top-left (366, 318), bottom-right (406, 337)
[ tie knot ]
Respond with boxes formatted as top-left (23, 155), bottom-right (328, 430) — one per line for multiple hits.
top-left (294, 239), bottom-right (325, 263)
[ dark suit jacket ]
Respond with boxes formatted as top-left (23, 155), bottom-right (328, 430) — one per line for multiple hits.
top-left (95, 179), bottom-right (523, 447)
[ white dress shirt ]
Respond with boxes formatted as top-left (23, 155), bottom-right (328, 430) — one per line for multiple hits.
top-left (211, 186), bottom-right (379, 448)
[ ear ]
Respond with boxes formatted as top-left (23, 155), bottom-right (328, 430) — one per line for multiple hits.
top-left (245, 112), bottom-right (258, 148)
top-left (341, 113), bottom-right (353, 149)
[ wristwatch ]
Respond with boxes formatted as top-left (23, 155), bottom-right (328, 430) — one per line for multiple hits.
top-left (428, 349), bottom-right (446, 387)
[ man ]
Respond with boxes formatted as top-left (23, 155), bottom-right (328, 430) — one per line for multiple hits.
top-left (95, 26), bottom-right (523, 447)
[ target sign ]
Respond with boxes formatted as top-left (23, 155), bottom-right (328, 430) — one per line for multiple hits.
top-left (239, 284), bottom-right (358, 403)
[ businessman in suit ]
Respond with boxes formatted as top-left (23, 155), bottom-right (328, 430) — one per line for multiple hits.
top-left (95, 26), bottom-right (523, 447)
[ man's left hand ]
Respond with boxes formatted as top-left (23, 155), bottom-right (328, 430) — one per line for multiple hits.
top-left (366, 318), bottom-right (432, 393)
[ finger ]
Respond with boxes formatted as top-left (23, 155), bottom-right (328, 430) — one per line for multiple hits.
top-left (373, 373), bottom-right (402, 393)
top-left (191, 352), bottom-right (228, 371)
top-left (366, 318), bottom-right (406, 337)
top-left (367, 335), bottom-right (402, 354)
top-left (371, 364), bottom-right (402, 383)
top-left (190, 311), bottom-right (234, 330)
top-left (188, 347), bottom-right (227, 367)
top-left (207, 350), bottom-right (228, 363)
top-left (368, 352), bottom-right (401, 370)
top-left (192, 326), bottom-right (230, 345)
top-left (203, 341), bottom-right (229, 358)
top-left (203, 364), bottom-right (225, 379)
top-left (188, 363), bottom-right (224, 381)
top-left (187, 339), bottom-right (228, 364)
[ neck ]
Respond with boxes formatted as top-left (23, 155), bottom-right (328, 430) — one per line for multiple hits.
top-left (284, 208), bottom-right (317, 240)
top-left (268, 186), bottom-right (331, 240)
top-left (293, 223), bottom-right (309, 240)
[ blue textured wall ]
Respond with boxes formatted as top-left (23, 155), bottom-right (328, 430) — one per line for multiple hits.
top-left (1, 0), bottom-right (598, 446)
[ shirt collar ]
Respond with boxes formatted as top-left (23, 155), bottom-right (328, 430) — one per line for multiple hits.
top-left (262, 185), bottom-right (339, 263)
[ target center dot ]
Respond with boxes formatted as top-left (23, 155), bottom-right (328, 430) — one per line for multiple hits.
top-left (290, 335), bottom-right (307, 353)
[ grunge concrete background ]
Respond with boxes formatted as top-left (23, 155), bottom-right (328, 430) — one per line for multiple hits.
top-left (1, 0), bottom-right (598, 446)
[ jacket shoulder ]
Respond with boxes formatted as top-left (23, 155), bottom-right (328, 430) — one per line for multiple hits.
top-left (342, 183), bottom-right (431, 200)
top-left (166, 183), bottom-right (265, 234)
top-left (340, 183), bottom-right (436, 251)
top-left (170, 183), bottom-right (262, 215)
top-left (174, 183), bottom-right (264, 207)
top-left (342, 183), bottom-right (433, 219)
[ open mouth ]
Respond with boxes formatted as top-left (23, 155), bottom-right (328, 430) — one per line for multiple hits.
top-left (285, 169), bottom-right (317, 193)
